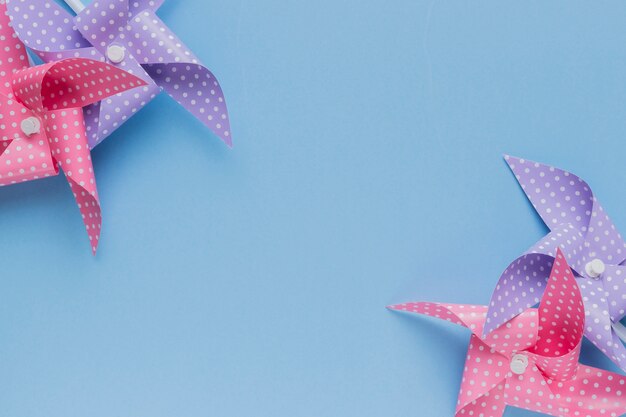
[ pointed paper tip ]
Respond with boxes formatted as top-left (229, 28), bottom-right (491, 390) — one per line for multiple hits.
top-left (503, 154), bottom-right (521, 168)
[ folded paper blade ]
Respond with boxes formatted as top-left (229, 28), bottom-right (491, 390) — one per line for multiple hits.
top-left (127, 9), bottom-right (232, 145)
top-left (505, 155), bottom-right (626, 266)
top-left (45, 108), bottom-right (100, 253)
top-left (144, 63), bottom-right (231, 145)
top-left (505, 155), bottom-right (593, 233)
top-left (526, 223), bottom-right (586, 274)
top-left (455, 336), bottom-right (508, 414)
top-left (550, 365), bottom-right (626, 417)
top-left (388, 302), bottom-right (488, 336)
top-left (5, 0), bottom-right (91, 53)
top-left (529, 249), bottom-right (585, 381)
top-left (484, 253), bottom-right (554, 335)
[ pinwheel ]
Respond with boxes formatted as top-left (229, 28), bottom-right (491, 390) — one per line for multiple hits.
top-left (484, 155), bottom-right (626, 371)
top-left (389, 249), bottom-right (626, 417)
top-left (0, 0), bottom-right (146, 253)
top-left (6, 0), bottom-right (231, 149)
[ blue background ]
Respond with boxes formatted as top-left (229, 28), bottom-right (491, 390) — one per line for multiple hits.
top-left (1, 1), bottom-right (626, 416)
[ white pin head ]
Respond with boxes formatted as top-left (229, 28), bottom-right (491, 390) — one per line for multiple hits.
top-left (106, 45), bottom-right (126, 64)
top-left (20, 117), bottom-right (40, 136)
top-left (510, 354), bottom-right (529, 375)
top-left (585, 258), bottom-right (606, 279)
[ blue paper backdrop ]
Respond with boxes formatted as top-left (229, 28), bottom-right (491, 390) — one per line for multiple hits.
top-left (1, 1), bottom-right (626, 416)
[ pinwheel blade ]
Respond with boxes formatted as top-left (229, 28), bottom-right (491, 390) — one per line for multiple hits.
top-left (455, 336), bottom-right (507, 415)
top-left (5, 0), bottom-right (90, 54)
top-left (530, 248), bottom-right (584, 381)
top-left (145, 63), bottom-right (231, 146)
top-left (504, 155), bottom-right (593, 232)
top-left (484, 253), bottom-right (554, 335)
top-left (12, 58), bottom-right (147, 114)
top-left (127, 9), bottom-right (232, 145)
top-left (550, 365), bottom-right (626, 417)
top-left (44, 108), bottom-right (101, 253)
top-left (505, 155), bottom-right (626, 265)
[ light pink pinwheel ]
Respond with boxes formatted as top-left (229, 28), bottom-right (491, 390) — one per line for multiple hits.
top-left (6, 0), bottom-right (231, 149)
top-left (0, 1), bottom-right (146, 253)
top-left (389, 249), bottom-right (626, 417)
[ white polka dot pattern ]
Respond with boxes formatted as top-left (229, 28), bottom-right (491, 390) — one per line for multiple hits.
top-left (6, 0), bottom-right (232, 148)
top-left (389, 249), bottom-right (626, 417)
top-left (0, 0), bottom-right (146, 253)
top-left (485, 156), bottom-right (626, 373)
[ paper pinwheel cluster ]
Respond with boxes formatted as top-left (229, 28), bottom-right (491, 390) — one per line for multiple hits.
top-left (390, 156), bottom-right (626, 417)
top-left (0, 0), bottom-right (231, 253)
top-left (7, 0), bottom-right (231, 148)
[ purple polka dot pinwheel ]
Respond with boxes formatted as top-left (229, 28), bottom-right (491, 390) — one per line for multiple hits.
top-left (485, 155), bottom-right (626, 371)
top-left (6, 0), bottom-right (231, 149)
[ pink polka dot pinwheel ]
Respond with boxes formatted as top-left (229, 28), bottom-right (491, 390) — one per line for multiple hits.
top-left (0, 1), bottom-right (146, 254)
top-left (6, 0), bottom-right (232, 149)
top-left (483, 156), bottom-right (626, 372)
top-left (389, 249), bottom-right (626, 417)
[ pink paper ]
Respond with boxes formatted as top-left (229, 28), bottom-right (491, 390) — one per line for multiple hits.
top-left (389, 249), bottom-right (626, 417)
top-left (0, 2), bottom-right (146, 253)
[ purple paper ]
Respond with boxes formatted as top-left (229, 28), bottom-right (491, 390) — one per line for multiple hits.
top-left (485, 155), bottom-right (626, 371)
top-left (6, 0), bottom-right (231, 148)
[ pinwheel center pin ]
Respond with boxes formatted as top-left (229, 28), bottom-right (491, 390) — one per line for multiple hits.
top-left (106, 45), bottom-right (125, 64)
top-left (510, 353), bottom-right (529, 375)
top-left (585, 258), bottom-right (606, 279)
top-left (20, 117), bottom-right (40, 136)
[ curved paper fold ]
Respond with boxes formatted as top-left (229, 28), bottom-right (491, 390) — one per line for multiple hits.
top-left (145, 63), bottom-right (231, 145)
top-left (45, 108), bottom-right (100, 253)
top-left (129, 10), bottom-right (232, 145)
top-left (529, 249), bottom-right (584, 381)
top-left (12, 58), bottom-right (146, 113)
top-left (484, 252), bottom-right (553, 335)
